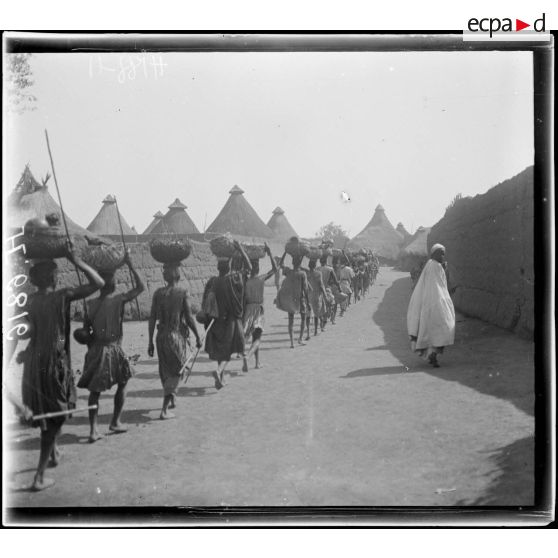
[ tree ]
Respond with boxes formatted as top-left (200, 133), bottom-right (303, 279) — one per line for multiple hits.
top-left (316, 222), bottom-right (350, 248)
top-left (6, 53), bottom-right (37, 113)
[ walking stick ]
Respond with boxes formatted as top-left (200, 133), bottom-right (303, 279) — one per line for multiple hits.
top-left (181, 319), bottom-right (215, 384)
top-left (32, 405), bottom-right (98, 421)
top-left (114, 196), bottom-right (142, 321)
top-left (44, 130), bottom-right (88, 320)
top-left (6, 390), bottom-right (97, 422)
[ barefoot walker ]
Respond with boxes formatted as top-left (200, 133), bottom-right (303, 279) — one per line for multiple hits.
top-left (77, 251), bottom-right (145, 442)
top-left (148, 262), bottom-right (201, 418)
top-left (242, 243), bottom-right (277, 372)
top-left (275, 237), bottom-right (310, 348)
top-left (22, 248), bottom-right (104, 490)
top-left (205, 238), bottom-right (251, 389)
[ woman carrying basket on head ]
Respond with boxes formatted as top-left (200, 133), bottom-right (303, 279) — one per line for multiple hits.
top-left (241, 242), bottom-right (278, 372)
top-left (20, 243), bottom-right (105, 491)
top-left (78, 250), bottom-right (145, 442)
top-left (204, 239), bottom-right (251, 389)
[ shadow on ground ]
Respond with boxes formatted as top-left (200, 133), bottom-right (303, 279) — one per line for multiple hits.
top-left (455, 436), bottom-right (534, 505)
top-left (366, 274), bottom-right (534, 507)
top-left (371, 276), bottom-right (533, 417)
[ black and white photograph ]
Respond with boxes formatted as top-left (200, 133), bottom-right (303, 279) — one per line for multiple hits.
top-left (2, 33), bottom-right (553, 525)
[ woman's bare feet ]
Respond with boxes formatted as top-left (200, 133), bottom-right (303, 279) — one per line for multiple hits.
top-left (48, 447), bottom-right (61, 468)
top-left (109, 423), bottom-right (128, 434)
top-left (89, 432), bottom-right (103, 443)
top-left (160, 410), bottom-right (176, 420)
top-left (213, 372), bottom-right (224, 390)
top-left (31, 475), bottom-right (55, 492)
top-left (168, 394), bottom-right (176, 409)
top-left (242, 358), bottom-right (249, 373)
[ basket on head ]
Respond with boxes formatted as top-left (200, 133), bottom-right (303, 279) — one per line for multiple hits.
top-left (307, 246), bottom-right (323, 261)
top-left (209, 234), bottom-right (236, 259)
top-left (81, 243), bottom-right (126, 273)
top-left (242, 243), bottom-right (266, 260)
top-left (285, 236), bottom-right (310, 258)
top-left (149, 238), bottom-right (192, 264)
top-left (332, 247), bottom-right (342, 258)
top-left (22, 218), bottom-right (71, 259)
top-left (320, 245), bottom-right (333, 257)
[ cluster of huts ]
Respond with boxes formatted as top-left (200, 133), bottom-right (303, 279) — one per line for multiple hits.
top-left (7, 165), bottom-right (430, 267)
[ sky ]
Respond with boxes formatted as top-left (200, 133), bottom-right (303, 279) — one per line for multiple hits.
top-left (4, 49), bottom-right (533, 238)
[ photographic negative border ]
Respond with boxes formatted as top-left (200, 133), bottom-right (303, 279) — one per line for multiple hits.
top-left (2, 31), bottom-right (554, 527)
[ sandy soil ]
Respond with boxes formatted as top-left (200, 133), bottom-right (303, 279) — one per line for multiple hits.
top-left (4, 268), bottom-right (534, 507)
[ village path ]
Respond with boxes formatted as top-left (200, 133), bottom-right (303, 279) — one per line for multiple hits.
top-left (6, 268), bottom-right (534, 508)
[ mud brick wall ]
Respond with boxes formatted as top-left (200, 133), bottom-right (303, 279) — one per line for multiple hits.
top-left (428, 166), bottom-right (534, 338)
top-left (110, 240), bottom-right (216, 320)
top-left (9, 236), bottom-right (287, 322)
top-left (9, 240), bottom-right (216, 321)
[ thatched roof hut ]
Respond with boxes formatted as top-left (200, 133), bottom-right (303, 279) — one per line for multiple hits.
top-left (143, 211), bottom-right (164, 234)
top-left (350, 204), bottom-right (403, 261)
top-left (87, 195), bottom-right (134, 236)
top-left (149, 198), bottom-right (200, 235)
top-left (207, 185), bottom-right (274, 239)
top-left (402, 226), bottom-right (430, 256)
top-left (396, 226), bottom-right (431, 271)
top-left (396, 222), bottom-right (412, 245)
top-left (7, 165), bottom-right (90, 235)
top-left (267, 207), bottom-right (298, 241)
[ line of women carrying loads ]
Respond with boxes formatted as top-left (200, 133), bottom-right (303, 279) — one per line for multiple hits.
top-left (8, 215), bottom-right (378, 492)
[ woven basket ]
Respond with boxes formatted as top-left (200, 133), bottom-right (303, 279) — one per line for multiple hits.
top-left (82, 244), bottom-right (126, 272)
top-left (242, 243), bottom-right (266, 260)
top-left (285, 237), bottom-right (310, 258)
top-left (22, 220), bottom-right (69, 259)
top-left (307, 246), bottom-right (323, 260)
top-left (331, 248), bottom-right (342, 258)
top-left (149, 238), bottom-right (192, 264)
top-left (210, 234), bottom-right (236, 258)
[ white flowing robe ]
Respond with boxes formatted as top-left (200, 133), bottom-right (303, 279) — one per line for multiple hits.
top-left (407, 259), bottom-right (455, 350)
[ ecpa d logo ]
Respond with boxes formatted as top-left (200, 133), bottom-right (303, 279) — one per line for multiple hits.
top-left (466, 13), bottom-right (546, 38)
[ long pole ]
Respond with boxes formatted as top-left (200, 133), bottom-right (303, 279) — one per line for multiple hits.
top-left (114, 196), bottom-right (142, 321)
top-left (182, 319), bottom-right (214, 384)
top-left (44, 130), bottom-right (87, 318)
top-left (33, 405), bottom-right (98, 421)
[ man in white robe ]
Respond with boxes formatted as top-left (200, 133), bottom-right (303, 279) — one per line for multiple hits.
top-left (407, 243), bottom-right (455, 367)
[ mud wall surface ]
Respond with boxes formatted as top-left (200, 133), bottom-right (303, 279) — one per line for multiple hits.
top-left (9, 236), bottom-right (287, 321)
top-left (428, 166), bottom-right (534, 338)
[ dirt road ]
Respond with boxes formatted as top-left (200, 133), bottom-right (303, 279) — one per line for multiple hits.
top-left (5, 268), bottom-right (534, 507)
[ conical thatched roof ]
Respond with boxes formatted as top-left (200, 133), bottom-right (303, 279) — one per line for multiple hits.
top-left (396, 222), bottom-right (412, 245)
top-left (87, 195), bottom-right (134, 236)
top-left (207, 185), bottom-right (274, 238)
top-left (401, 226), bottom-right (431, 256)
top-left (143, 211), bottom-right (164, 234)
top-left (350, 204), bottom-right (403, 260)
top-left (150, 198), bottom-right (200, 235)
top-left (7, 165), bottom-right (90, 236)
top-left (267, 206), bottom-right (298, 241)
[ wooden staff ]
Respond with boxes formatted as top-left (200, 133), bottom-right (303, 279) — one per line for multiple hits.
top-left (6, 391), bottom-right (97, 422)
top-left (181, 318), bottom-right (214, 385)
top-left (114, 196), bottom-right (142, 321)
top-left (44, 129), bottom-right (88, 318)
top-left (33, 405), bottom-right (98, 421)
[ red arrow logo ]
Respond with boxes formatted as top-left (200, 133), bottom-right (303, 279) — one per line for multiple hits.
top-left (516, 19), bottom-right (530, 31)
